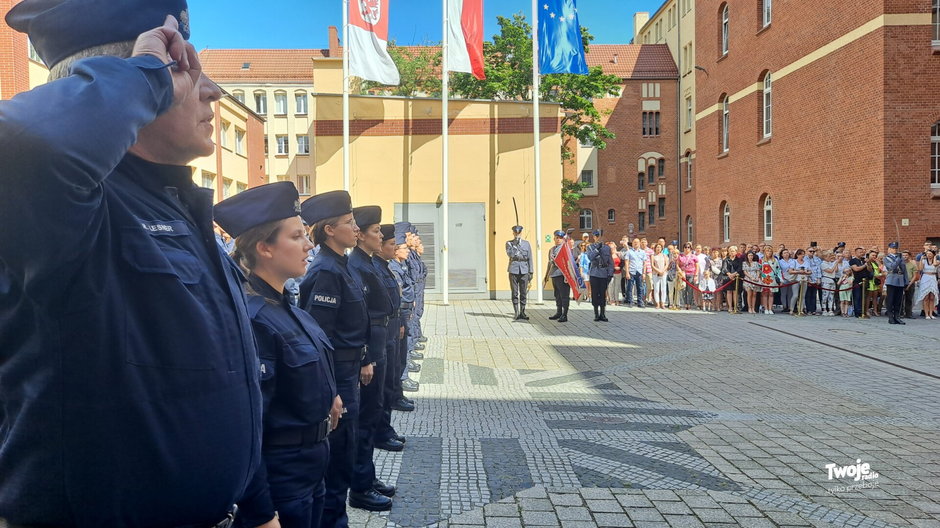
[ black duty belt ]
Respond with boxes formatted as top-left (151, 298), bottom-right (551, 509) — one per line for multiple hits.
top-left (370, 316), bottom-right (390, 327)
top-left (333, 346), bottom-right (367, 362)
top-left (265, 418), bottom-right (331, 448)
top-left (389, 310), bottom-right (400, 319)
top-left (400, 302), bottom-right (415, 309)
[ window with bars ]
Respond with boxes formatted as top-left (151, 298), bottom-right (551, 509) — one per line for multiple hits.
top-left (642, 112), bottom-right (661, 137)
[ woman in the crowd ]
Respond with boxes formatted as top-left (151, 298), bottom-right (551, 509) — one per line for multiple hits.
top-left (607, 241), bottom-right (622, 306)
top-left (759, 246), bottom-right (781, 315)
top-left (788, 249), bottom-right (811, 315)
top-left (914, 249), bottom-right (938, 319)
top-left (720, 245), bottom-right (741, 313)
top-left (578, 242), bottom-right (591, 301)
top-left (666, 251), bottom-right (679, 309)
top-left (677, 243), bottom-right (699, 310)
top-left (867, 252), bottom-right (885, 316)
top-left (777, 249), bottom-right (794, 313)
top-left (650, 243), bottom-right (668, 309)
top-left (742, 251), bottom-right (762, 314)
top-left (820, 250), bottom-right (840, 316)
top-left (215, 182), bottom-right (341, 528)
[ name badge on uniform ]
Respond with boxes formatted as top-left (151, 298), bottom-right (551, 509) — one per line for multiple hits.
top-left (311, 293), bottom-right (339, 306)
top-left (137, 219), bottom-right (191, 237)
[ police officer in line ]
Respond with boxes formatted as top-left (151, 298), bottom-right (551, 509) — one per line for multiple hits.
top-left (587, 229), bottom-right (614, 322)
top-left (214, 183), bottom-right (340, 528)
top-left (405, 228), bottom-right (427, 360)
top-left (543, 230), bottom-right (570, 323)
top-left (391, 223), bottom-right (420, 396)
top-left (298, 191), bottom-right (369, 528)
top-left (375, 224), bottom-right (413, 451)
top-left (409, 229), bottom-right (430, 350)
top-left (0, 4), bottom-right (258, 527)
top-left (347, 207), bottom-right (397, 511)
top-left (506, 225), bottom-right (534, 320)
top-left (883, 241), bottom-right (909, 325)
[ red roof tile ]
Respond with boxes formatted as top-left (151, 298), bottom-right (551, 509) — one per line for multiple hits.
top-left (585, 44), bottom-right (677, 79)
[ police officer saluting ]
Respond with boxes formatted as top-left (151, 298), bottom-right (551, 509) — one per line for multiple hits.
top-left (298, 191), bottom-right (369, 528)
top-left (587, 229), bottom-right (614, 322)
top-left (214, 182), bottom-right (340, 528)
top-left (348, 206), bottom-right (396, 511)
top-left (1, 4), bottom-right (258, 527)
top-left (506, 225), bottom-right (534, 320)
top-left (883, 241), bottom-right (908, 325)
top-left (543, 230), bottom-right (570, 322)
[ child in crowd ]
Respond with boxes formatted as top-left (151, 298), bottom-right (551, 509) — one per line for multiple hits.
top-left (700, 270), bottom-right (717, 312)
top-left (838, 265), bottom-right (854, 317)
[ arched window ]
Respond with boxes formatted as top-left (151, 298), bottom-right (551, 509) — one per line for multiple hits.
top-left (722, 202), bottom-right (731, 243)
top-left (232, 90), bottom-right (245, 104)
top-left (762, 72), bottom-right (772, 138)
top-left (721, 96), bottom-right (730, 153)
top-left (763, 195), bottom-right (773, 240)
top-left (686, 152), bottom-right (693, 188)
top-left (721, 4), bottom-right (729, 56)
top-left (762, 0), bottom-right (772, 27)
top-left (607, 209), bottom-right (616, 223)
top-left (658, 158), bottom-right (666, 180)
top-left (580, 209), bottom-right (594, 230)
top-left (648, 163), bottom-right (656, 184)
top-left (686, 216), bottom-right (693, 244)
top-left (638, 172), bottom-right (645, 191)
top-left (295, 91), bottom-right (308, 114)
top-left (274, 90), bottom-right (288, 115)
top-left (253, 91), bottom-right (267, 114)
top-left (932, 121), bottom-right (940, 188)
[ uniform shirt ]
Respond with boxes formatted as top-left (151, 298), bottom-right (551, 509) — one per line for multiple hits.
top-left (299, 244), bottom-right (369, 351)
top-left (882, 253), bottom-right (909, 287)
top-left (374, 255), bottom-right (402, 312)
top-left (587, 242), bottom-right (614, 278)
top-left (506, 238), bottom-right (534, 275)
top-left (548, 244), bottom-right (565, 278)
top-left (238, 274), bottom-right (336, 527)
top-left (0, 56), bottom-right (260, 527)
top-left (390, 258), bottom-right (415, 304)
top-left (348, 247), bottom-right (393, 365)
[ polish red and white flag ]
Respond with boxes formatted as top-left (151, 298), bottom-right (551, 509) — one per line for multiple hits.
top-left (445, 0), bottom-right (485, 80)
top-left (348, 0), bottom-right (400, 85)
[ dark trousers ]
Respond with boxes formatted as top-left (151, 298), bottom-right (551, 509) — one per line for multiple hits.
top-left (620, 274), bottom-right (628, 299)
top-left (852, 283), bottom-right (864, 317)
top-left (903, 287), bottom-right (914, 317)
top-left (322, 358), bottom-right (361, 528)
top-left (885, 285), bottom-right (904, 320)
top-left (625, 271), bottom-right (645, 306)
top-left (352, 325), bottom-right (388, 493)
top-left (589, 276), bottom-right (610, 308)
top-left (376, 316), bottom-right (401, 443)
top-left (805, 283), bottom-right (818, 313)
top-left (551, 275), bottom-right (570, 314)
top-left (509, 273), bottom-right (531, 309)
top-left (245, 441), bottom-right (329, 528)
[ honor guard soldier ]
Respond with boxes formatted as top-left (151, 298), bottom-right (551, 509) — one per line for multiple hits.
top-left (506, 225), bottom-right (534, 320)
top-left (544, 230), bottom-right (570, 322)
top-left (587, 229), bottom-right (614, 321)
top-left (883, 242), bottom-right (909, 325)
top-left (375, 224), bottom-right (412, 448)
top-left (390, 224), bottom-right (420, 397)
top-left (348, 207), bottom-right (397, 511)
top-left (298, 191), bottom-right (369, 528)
top-left (0, 3), bottom-right (258, 527)
top-left (214, 183), bottom-right (340, 528)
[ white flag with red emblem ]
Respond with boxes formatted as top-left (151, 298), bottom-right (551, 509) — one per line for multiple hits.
top-left (348, 0), bottom-right (400, 85)
top-left (446, 0), bottom-right (485, 79)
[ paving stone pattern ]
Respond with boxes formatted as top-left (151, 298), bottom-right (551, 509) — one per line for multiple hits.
top-left (349, 301), bottom-right (940, 528)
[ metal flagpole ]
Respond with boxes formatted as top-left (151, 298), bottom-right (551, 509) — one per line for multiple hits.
top-left (531, 0), bottom-right (543, 304)
top-left (441, 0), bottom-right (450, 305)
top-left (342, 0), bottom-right (351, 192)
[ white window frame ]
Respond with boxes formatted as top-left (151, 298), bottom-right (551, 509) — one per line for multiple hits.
top-left (236, 182), bottom-right (247, 194)
top-left (579, 209), bottom-right (594, 230)
top-left (254, 92), bottom-right (267, 115)
top-left (580, 169), bottom-right (594, 187)
top-left (721, 5), bottom-right (729, 56)
top-left (220, 121), bottom-right (230, 149)
top-left (274, 92), bottom-right (288, 115)
top-left (686, 96), bottom-right (693, 130)
top-left (201, 170), bottom-right (216, 190)
top-left (222, 178), bottom-right (233, 199)
top-left (722, 98), bottom-right (730, 152)
top-left (931, 122), bottom-right (940, 188)
top-left (763, 0), bottom-right (772, 27)
top-left (722, 203), bottom-right (731, 243)
top-left (933, 0), bottom-right (939, 43)
top-left (687, 153), bottom-right (693, 189)
top-left (686, 217), bottom-right (693, 244)
top-left (297, 135), bottom-right (310, 155)
top-left (763, 73), bottom-right (773, 138)
top-left (235, 128), bottom-right (245, 155)
top-left (763, 196), bottom-right (773, 240)
top-left (232, 90), bottom-right (245, 104)
top-left (276, 135), bottom-right (289, 155)
top-left (298, 175), bottom-right (312, 195)
top-left (607, 209), bottom-right (616, 224)
top-left (295, 92), bottom-right (308, 115)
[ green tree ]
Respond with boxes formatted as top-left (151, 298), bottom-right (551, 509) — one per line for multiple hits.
top-left (360, 44), bottom-right (443, 97)
top-left (561, 178), bottom-right (590, 216)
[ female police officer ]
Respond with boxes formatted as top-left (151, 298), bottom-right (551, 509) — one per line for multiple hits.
top-left (214, 182), bottom-right (342, 528)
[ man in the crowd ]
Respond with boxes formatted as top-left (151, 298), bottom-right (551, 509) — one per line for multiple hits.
top-left (903, 250), bottom-right (918, 318)
top-left (850, 247), bottom-right (873, 318)
top-left (0, 4), bottom-right (259, 527)
top-left (624, 238), bottom-right (648, 308)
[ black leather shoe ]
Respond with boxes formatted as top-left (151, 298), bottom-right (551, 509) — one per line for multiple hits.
top-left (373, 479), bottom-right (397, 497)
top-left (417, 336), bottom-right (428, 343)
top-left (413, 343), bottom-right (426, 351)
top-left (895, 317), bottom-right (906, 325)
top-left (392, 432), bottom-right (407, 443)
top-left (401, 396), bottom-right (414, 404)
top-left (557, 315), bottom-right (567, 322)
top-left (391, 398), bottom-right (415, 412)
top-left (520, 311), bottom-right (529, 320)
top-left (375, 438), bottom-right (405, 452)
top-left (407, 360), bottom-right (421, 373)
top-left (889, 318), bottom-right (898, 324)
top-left (598, 315), bottom-right (609, 322)
top-left (409, 350), bottom-right (425, 360)
top-left (402, 378), bottom-right (419, 392)
top-left (349, 489), bottom-right (393, 511)
top-left (549, 312), bottom-right (561, 320)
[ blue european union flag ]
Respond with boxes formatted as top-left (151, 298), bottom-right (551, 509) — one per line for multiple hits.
top-left (538, 0), bottom-right (589, 75)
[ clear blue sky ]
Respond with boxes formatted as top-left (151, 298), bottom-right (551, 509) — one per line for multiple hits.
top-left (190, 0), bottom-right (664, 51)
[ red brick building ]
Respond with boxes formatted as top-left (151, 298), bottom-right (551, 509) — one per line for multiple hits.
top-left (563, 44), bottom-right (680, 243)
top-left (1, 0), bottom-right (39, 100)
top-left (693, 0), bottom-right (940, 250)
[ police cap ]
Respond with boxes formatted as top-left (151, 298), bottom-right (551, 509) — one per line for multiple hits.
top-left (512, 225), bottom-right (523, 233)
top-left (554, 230), bottom-right (565, 237)
top-left (213, 182), bottom-right (301, 239)
top-left (380, 224), bottom-right (396, 241)
top-left (6, 0), bottom-right (191, 68)
top-left (888, 241), bottom-right (899, 249)
top-left (592, 229), bottom-right (603, 236)
top-left (353, 206), bottom-right (382, 229)
top-left (301, 190), bottom-right (352, 225)
top-left (394, 222), bottom-right (410, 244)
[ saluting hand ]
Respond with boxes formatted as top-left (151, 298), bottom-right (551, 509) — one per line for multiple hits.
top-left (132, 15), bottom-right (205, 107)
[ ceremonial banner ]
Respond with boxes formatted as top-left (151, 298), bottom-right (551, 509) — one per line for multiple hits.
top-left (446, 0), bottom-right (486, 79)
top-left (554, 237), bottom-right (586, 302)
top-left (538, 0), bottom-right (589, 75)
top-left (348, 0), bottom-right (401, 85)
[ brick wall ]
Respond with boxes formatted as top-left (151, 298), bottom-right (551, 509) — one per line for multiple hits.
top-left (0, 0), bottom-right (31, 100)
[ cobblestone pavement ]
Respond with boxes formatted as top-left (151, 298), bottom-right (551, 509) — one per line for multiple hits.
top-left (349, 300), bottom-right (940, 528)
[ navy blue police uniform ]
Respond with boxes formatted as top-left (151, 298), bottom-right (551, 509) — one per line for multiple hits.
top-left (214, 183), bottom-right (337, 528)
top-left (392, 224), bottom-right (417, 394)
top-left (347, 207), bottom-right (396, 510)
top-left (298, 191), bottom-right (370, 528)
top-left (374, 224), bottom-right (407, 445)
top-left (587, 230), bottom-right (614, 321)
top-left (0, 3), bottom-right (260, 526)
